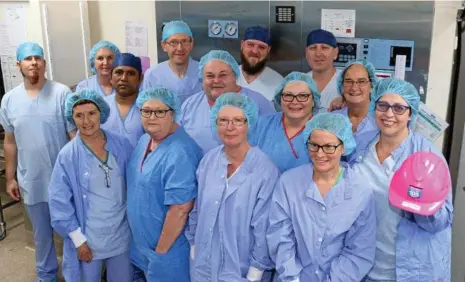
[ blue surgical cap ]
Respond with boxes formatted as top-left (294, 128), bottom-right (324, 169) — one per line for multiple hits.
top-left (16, 42), bottom-right (44, 62)
top-left (210, 93), bottom-right (259, 135)
top-left (244, 26), bottom-right (271, 45)
top-left (89, 40), bottom-right (121, 74)
top-left (273, 71), bottom-right (322, 115)
top-left (337, 59), bottom-right (379, 94)
top-left (136, 87), bottom-right (181, 118)
top-left (114, 53), bottom-right (142, 75)
top-left (162, 20), bottom-right (193, 41)
top-left (369, 78), bottom-right (420, 128)
top-left (65, 89), bottom-right (110, 125)
top-left (199, 50), bottom-right (240, 80)
top-left (306, 29), bottom-right (337, 48)
top-left (302, 113), bottom-right (356, 156)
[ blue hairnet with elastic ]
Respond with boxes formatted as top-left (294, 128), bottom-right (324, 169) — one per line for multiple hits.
top-left (16, 42), bottom-right (44, 61)
top-left (244, 26), bottom-right (271, 45)
top-left (273, 71), bottom-right (321, 115)
top-left (369, 78), bottom-right (420, 128)
top-left (306, 28), bottom-right (337, 48)
top-left (199, 50), bottom-right (240, 80)
top-left (65, 89), bottom-right (110, 125)
top-left (210, 93), bottom-right (258, 134)
top-left (89, 40), bottom-right (121, 74)
top-left (114, 53), bottom-right (142, 75)
top-left (302, 113), bottom-right (356, 156)
top-left (337, 59), bottom-right (379, 94)
top-left (136, 87), bottom-right (181, 118)
top-left (162, 20), bottom-right (193, 41)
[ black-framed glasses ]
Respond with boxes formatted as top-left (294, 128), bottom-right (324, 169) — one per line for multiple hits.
top-left (99, 163), bottom-right (113, 188)
top-left (343, 79), bottom-right (370, 87)
top-left (281, 92), bottom-right (312, 102)
top-left (307, 142), bottom-right (343, 154)
top-left (216, 117), bottom-right (248, 127)
top-left (165, 40), bottom-right (192, 47)
top-left (140, 108), bottom-right (173, 118)
top-left (375, 100), bottom-right (410, 115)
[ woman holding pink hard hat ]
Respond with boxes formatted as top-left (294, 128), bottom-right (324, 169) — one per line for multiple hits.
top-left (352, 78), bottom-right (453, 282)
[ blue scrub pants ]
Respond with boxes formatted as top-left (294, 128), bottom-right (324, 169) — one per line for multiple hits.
top-left (24, 202), bottom-right (59, 282)
top-left (81, 251), bottom-right (133, 282)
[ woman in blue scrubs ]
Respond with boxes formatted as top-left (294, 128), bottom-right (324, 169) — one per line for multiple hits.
top-left (76, 40), bottom-right (121, 96)
top-left (126, 87), bottom-right (203, 282)
top-left (48, 89), bottom-right (133, 282)
top-left (251, 72), bottom-right (321, 172)
top-left (186, 93), bottom-right (279, 281)
top-left (352, 78), bottom-right (453, 282)
top-left (267, 113), bottom-right (376, 282)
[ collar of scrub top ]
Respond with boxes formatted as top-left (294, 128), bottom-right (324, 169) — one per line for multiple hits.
top-left (219, 145), bottom-right (255, 175)
top-left (79, 130), bottom-right (113, 188)
top-left (305, 166), bottom-right (352, 206)
top-left (139, 129), bottom-right (176, 172)
top-left (281, 113), bottom-right (306, 159)
top-left (207, 87), bottom-right (243, 107)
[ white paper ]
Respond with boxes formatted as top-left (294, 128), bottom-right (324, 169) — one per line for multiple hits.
top-left (125, 21), bottom-right (148, 57)
top-left (0, 4), bottom-right (27, 56)
top-left (321, 9), bottom-right (356, 38)
top-left (413, 102), bottom-right (449, 143)
top-left (0, 55), bottom-right (23, 92)
top-left (394, 55), bottom-right (407, 80)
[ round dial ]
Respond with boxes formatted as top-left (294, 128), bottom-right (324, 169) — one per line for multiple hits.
top-left (225, 22), bottom-right (238, 36)
top-left (210, 22), bottom-right (222, 35)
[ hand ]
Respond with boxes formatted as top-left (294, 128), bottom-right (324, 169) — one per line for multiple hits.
top-left (328, 96), bottom-right (345, 112)
top-left (155, 245), bottom-right (167, 254)
top-left (77, 243), bottom-right (93, 263)
top-left (6, 179), bottom-right (20, 201)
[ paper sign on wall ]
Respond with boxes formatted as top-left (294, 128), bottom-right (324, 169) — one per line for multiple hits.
top-left (0, 55), bottom-right (23, 92)
top-left (413, 102), bottom-right (449, 143)
top-left (0, 4), bottom-right (26, 56)
top-left (321, 9), bottom-right (356, 38)
top-left (125, 21), bottom-right (148, 57)
top-left (394, 55), bottom-right (407, 80)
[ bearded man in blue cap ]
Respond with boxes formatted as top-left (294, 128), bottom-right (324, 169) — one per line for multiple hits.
top-left (237, 26), bottom-right (283, 101)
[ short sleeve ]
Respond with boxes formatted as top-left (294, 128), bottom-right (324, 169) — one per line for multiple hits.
top-left (0, 95), bottom-right (14, 132)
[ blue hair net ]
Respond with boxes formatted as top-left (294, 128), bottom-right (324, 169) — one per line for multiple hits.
top-left (306, 29), bottom-right (337, 48)
top-left (210, 93), bottom-right (259, 135)
top-left (369, 78), bottom-right (420, 128)
top-left (162, 20), bottom-right (193, 41)
top-left (337, 59), bottom-right (379, 94)
top-left (199, 50), bottom-right (240, 80)
top-left (65, 89), bottom-right (110, 125)
top-left (114, 53), bottom-right (142, 75)
top-left (89, 40), bottom-right (121, 74)
top-left (136, 87), bottom-right (181, 118)
top-left (273, 71), bottom-right (322, 115)
top-left (302, 113), bottom-right (356, 156)
top-left (16, 42), bottom-right (44, 61)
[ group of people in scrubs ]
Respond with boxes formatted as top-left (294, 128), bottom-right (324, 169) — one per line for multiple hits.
top-left (0, 17), bottom-right (452, 282)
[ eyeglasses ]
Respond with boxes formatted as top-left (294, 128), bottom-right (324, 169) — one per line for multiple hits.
top-left (343, 79), bottom-right (370, 87)
top-left (165, 40), bottom-right (192, 47)
top-left (204, 72), bottom-right (232, 81)
top-left (140, 108), bottom-right (173, 118)
top-left (307, 142), bottom-right (343, 154)
top-left (281, 92), bottom-right (312, 102)
top-left (375, 100), bottom-right (410, 115)
top-left (99, 163), bottom-right (113, 188)
top-left (216, 117), bottom-right (248, 127)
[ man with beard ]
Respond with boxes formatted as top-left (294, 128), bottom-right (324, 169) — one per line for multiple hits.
top-left (237, 26), bottom-right (283, 101)
top-left (142, 20), bottom-right (202, 104)
top-left (305, 28), bottom-right (342, 110)
top-left (102, 53), bottom-right (145, 147)
top-left (0, 42), bottom-right (76, 282)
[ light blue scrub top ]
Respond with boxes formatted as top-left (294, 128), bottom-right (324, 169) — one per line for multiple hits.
top-left (85, 153), bottom-right (130, 260)
top-left (48, 130), bottom-right (133, 282)
top-left (126, 127), bottom-right (203, 281)
top-left (179, 88), bottom-right (275, 153)
top-left (142, 57), bottom-right (202, 104)
top-left (352, 131), bottom-right (453, 281)
top-left (185, 146), bottom-right (279, 281)
top-left (0, 80), bottom-right (74, 205)
top-left (101, 94), bottom-right (145, 147)
top-left (267, 164), bottom-right (376, 282)
top-left (251, 112), bottom-right (309, 173)
top-left (75, 75), bottom-right (115, 96)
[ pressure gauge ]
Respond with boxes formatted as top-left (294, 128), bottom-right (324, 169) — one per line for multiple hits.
top-left (209, 22), bottom-right (222, 36)
top-left (225, 22), bottom-right (238, 36)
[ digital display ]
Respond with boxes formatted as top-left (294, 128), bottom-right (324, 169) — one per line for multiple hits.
top-left (335, 43), bottom-right (358, 64)
top-left (389, 46), bottom-right (413, 68)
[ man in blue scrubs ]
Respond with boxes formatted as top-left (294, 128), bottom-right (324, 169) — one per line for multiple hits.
top-left (102, 53), bottom-right (145, 147)
top-left (0, 42), bottom-right (76, 282)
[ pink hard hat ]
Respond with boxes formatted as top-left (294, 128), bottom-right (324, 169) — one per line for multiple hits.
top-left (389, 151), bottom-right (451, 216)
